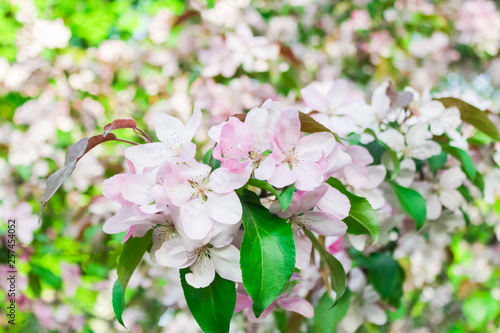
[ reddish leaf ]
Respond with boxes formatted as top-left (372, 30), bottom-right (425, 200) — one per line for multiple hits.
top-left (298, 112), bottom-right (342, 142)
top-left (386, 83), bottom-right (413, 109)
top-left (103, 119), bottom-right (137, 137)
top-left (82, 133), bottom-right (118, 157)
top-left (233, 113), bottom-right (246, 122)
top-left (40, 133), bottom-right (118, 216)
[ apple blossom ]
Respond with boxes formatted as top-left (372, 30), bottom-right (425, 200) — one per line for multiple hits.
top-left (125, 105), bottom-right (202, 167)
top-left (268, 108), bottom-right (337, 190)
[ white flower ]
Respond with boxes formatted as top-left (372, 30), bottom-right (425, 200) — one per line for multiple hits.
top-left (340, 268), bottom-right (387, 332)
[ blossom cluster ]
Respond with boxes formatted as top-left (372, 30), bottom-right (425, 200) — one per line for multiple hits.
top-left (102, 100), bottom-right (353, 289)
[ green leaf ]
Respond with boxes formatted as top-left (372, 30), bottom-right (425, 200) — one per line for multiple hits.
top-left (428, 151), bottom-right (448, 176)
top-left (112, 280), bottom-right (126, 327)
top-left (305, 229), bottom-right (346, 303)
top-left (326, 178), bottom-right (380, 243)
top-left (314, 291), bottom-right (352, 333)
top-left (113, 230), bottom-right (153, 327)
top-left (437, 97), bottom-right (500, 141)
top-left (389, 182), bottom-right (427, 229)
top-left (442, 145), bottom-right (476, 180)
top-left (279, 184), bottom-right (295, 211)
top-left (180, 269), bottom-right (236, 333)
top-left (247, 178), bottom-right (281, 197)
top-left (30, 264), bottom-right (62, 290)
top-left (457, 185), bottom-right (472, 203)
top-left (356, 253), bottom-right (404, 307)
top-left (246, 178), bottom-right (294, 212)
top-left (202, 147), bottom-right (221, 171)
top-left (298, 111), bottom-right (342, 143)
top-left (473, 173), bottom-right (485, 195)
top-left (188, 65), bottom-right (201, 89)
top-left (462, 291), bottom-right (500, 330)
top-left (28, 271), bottom-right (42, 297)
top-left (206, 0), bottom-right (215, 8)
top-left (239, 190), bottom-right (296, 317)
top-left (384, 148), bottom-right (401, 180)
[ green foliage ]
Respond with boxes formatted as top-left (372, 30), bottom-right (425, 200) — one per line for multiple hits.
top-left (113, 230), bottom-right (153, 327)
top-left (180, 269), bottom-right (236, 333)
top-left (428, 151), bottom-right (448, 176)
top-left (437, 97), bottom-right (500, 141)
top-left (246, 178), bottom-right (294, 212)
top-left (314, 290), bottom-right (352, 333)
top-left (0, 2), bottom-right (22, 61)
top-left (305, 229), bottom-right (346, 303)
top-left (442, 144), bottom-right (476, 180)
top-left (462, 291), bottom-right (500, 330)
top-left (239, 190), bottom-right (296, 317)
top-left (389, 181), bottom-right (427, 229)
top-left (355, 252), bottom-right (404, 307)
top-left (279, 184), bottom-right (295, 212)
top-left (327, 177), bottom-right (380, 243)
top-left (202, 147), bottom-right (221, 171)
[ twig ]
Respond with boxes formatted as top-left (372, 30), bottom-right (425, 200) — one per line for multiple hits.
top-left (133, 128), bottom-right (153, 143)
top-left (112, 138), bottom-right (140, 146)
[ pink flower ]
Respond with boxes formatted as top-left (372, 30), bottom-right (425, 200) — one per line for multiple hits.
top-left (213, 117), bottom-right (254, 173)
top-left (268, 108), bottom-right (336, 191)
top-left (301, 80), bottom-right (369, 137)
top-left (209, 102), bottom-right (279, 179)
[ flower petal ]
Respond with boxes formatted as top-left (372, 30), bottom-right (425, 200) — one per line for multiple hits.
top-left (185, 255), bottom-right (216, 288)
top-left (209, 166), bottom-right (252, 193)
top-left (121, 174), bottom-right (154, 206)
top-left (207, 192), bottom-right (242, 225)
top-left (439, 167), bottom-right (465, 190)
top-left (254, 155), bottom-right (276, 180)
top-left (364, 303), bottom-right (387, 325)
top-left (363, 165), bottom-right (386, 189)
top-left (220, 117), bottom-right (253, 158)
top-left (181, 199), bottom-right (214, 240)
top-left (156, 238), bottom-right (196, 269)
top-left (124, 143), bottom-right (169, 167)
top-left (235, 294), bottom-right (253, 313)
top-left (301, 85), bottom-right (327, 113)
top-left (296, 132), bottom-right (336, 161)
top-left (102, 174), bottom-right (129, 206)
top-left (440, 189), bottom-right (464, 211)
top-left (409, 140), bottom-right (442, 160)
top-left (277, 297), bottom-right (314, 318)
top-left (426, 194), bottom-right (442, 220)
top-left (154, 112), bottom-right (184, 145)
top-left (267, 163), bottom-right (297, 189)
top-left (316, 187), bottom-right (350, 220)
top-left (182, 104), bottom-right (202, 144)
top-left (211, 245), bottom-right (242, 283)
top-left (293, 232), bottom-right (312, 270)
top-left (275, 108), bottom-right (300, 154)
top-left (378, 129), bottom-right (405, 153)
top-left (298, 211), bottom-right (347, 236)
top-left (293, 161), bottom-right (323, 191)
top-left (347, 268), bottom-right (366, 292)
